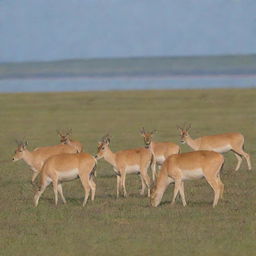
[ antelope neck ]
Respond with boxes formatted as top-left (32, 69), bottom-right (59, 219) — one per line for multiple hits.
top-left (103, 147), bottom-right (117, 167)
top-left (185, 134), bottom-right (199, 150)
top-left (22, 149), bottom-right (35, 167)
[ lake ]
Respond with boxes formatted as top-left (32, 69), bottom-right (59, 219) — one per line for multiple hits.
top-left (0, 75), bottom-right (256, 93)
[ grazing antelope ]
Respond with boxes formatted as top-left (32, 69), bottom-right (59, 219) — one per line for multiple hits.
top-left (177, 124), bottom-right (251, 171)
top-left (95, 134), bottom-right (152, 198)
top-left (57, 129), bottom-right (83, 153)
top-left (12, 140), bottom-right (78, 184)
top-left (34, 152), bottom-right (97, 207)
top-left (150, 150), bottom-right (225, 208)
top-left (140, 127), bottom-right (180, 181)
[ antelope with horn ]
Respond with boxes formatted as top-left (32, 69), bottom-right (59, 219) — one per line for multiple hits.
top-left (57, 129), bottom-right (83, 153)
top-left (95, 134), bottom-right (152, 198)
top-left (150, 150), bottom-right (225, 208)
top-left (12, 140), bottom-right (78, 184)
top-left (177, 124), bottom-right (251, 171)
top-left (140, 127), bottom-right (180, 181)
top-left (34, 152), bottom-right (97, 207)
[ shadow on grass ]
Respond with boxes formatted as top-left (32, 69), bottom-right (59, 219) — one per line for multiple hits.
top-left (157, 200), bottom-right (219, 208)
top-left (97, 174), bottom-right (117, 179)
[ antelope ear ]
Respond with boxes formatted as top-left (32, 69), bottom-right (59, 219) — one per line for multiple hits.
top-left (22, 141), bottom-right (28, 149)
top-left (56, 130), bottom-right (62, 136)
top-left (176, 125), bottom-right (183, 131)
top-left (151, 129), bottom-right (157, 134)
top-left (15, 139), bottom-right (21, 146)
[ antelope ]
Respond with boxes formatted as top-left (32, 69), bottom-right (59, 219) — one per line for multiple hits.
top-left (140, 127), bottom-right (180, 181)
top-left (150, 150), bottom-right (225, 208)
top-left (95, 134), bottom-right (152, 198)
top-left (34, 152), bottom-right (97, 207)
top-left (57, 129), bottom-right (83, 153)
top-left (12, 140), bottom-right (78, 184)
top-left (177, 124), bottom-right (251, 171)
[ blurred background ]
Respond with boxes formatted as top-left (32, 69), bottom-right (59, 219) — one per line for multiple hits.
top-left (1, 0), bottom-right (256, 92)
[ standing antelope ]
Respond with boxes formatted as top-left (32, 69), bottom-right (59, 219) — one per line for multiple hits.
top-left (57, 129), bottom-right (83, 153)
top-left (34, 152), bottom-right (97, 207)
top-left (12, 140), bottom-right (78, 184)
top-left (95, 134), bottom-right (152, 198)
top-left (177, 124), bottom-right (251, 171)
top-left (150, 150), bottom-right (225, 208)
top-left (140, 127), bottom-right (180, 181)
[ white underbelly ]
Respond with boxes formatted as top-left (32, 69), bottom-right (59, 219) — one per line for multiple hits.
top-left (156, 155), bottom-right (165, 164)
top-left (182, 168), bottom-right (204, 180)
top-left (46, 177), bottom-right (52, 185)
top-left (57, 168), bottom-right (79, 181)
top-left (167, 177), bottom-right (174, 183)
top-left (125, 165), bottom-right (140, 174)
top-left (31, 166), bottom-right (39, 173)
top-left (212, 145), bottom-right (231, 153)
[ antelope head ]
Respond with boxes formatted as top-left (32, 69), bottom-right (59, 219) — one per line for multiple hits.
top-left (12, 140), bottom-right (28, 162)
top-left (140, 127), bottom-right (157, 148)
top-left (150, 183), bottom-right (163, 207)
top-left (177, 124), bottom-right (191, 144)
top-left (95, 134), bottom-right (111, 160)
top-left (57, 129), bottom-right (72, 144)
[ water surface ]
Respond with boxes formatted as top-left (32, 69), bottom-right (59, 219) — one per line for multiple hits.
top-left (0, 75), bottom-right (255, 93)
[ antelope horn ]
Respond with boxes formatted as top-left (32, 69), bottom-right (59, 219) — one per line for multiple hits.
top-left (15, 139), bottom-right (22, 146)
top-left (140, 127), bottom-right (146, 134)
top-left (67, 128), bottom-right (72, 135)
top-left (186, 124), bottom-right (191, 131)
top-left (101, 133), bottom-right (110, 142)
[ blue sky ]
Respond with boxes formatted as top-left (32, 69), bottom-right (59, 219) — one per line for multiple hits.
top-left (1, 0), bottom-right (256, 62)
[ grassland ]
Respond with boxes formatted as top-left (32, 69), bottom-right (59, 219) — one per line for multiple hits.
top-left (1, 54), bottom-right (256, 79)
top-left (0, 89), bottom-right (255, 256)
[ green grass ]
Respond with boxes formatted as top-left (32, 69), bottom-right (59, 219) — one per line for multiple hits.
top-left (1, 54), bottom-right (256, 79)
top-left (0, 89), bottom-right (255, 256)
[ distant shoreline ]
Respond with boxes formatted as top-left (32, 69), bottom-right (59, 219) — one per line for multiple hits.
top-left (1, 54), bottom-right (255, 80)
top-left (1, 73), bottom-right (256, 81)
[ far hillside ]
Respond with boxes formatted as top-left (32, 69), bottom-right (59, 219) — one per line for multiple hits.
top-left (0, 54), bottom-right (256, 79)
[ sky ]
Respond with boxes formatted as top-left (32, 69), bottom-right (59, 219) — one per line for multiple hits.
top-left (1, 0), bottom-right (256, 62)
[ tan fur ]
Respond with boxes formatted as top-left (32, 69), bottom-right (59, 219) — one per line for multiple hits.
top-left (140, 128), bottom-right (180, 181)
top-left (12, 142), bottom-right (78, 184)
top-left (150, 150), bottom-right (225, 208)
top-left (61, 138), bottom-right (83, 153)
top-left (178, 126), bottom-right (251, 171)
top-left (95, 136), bottom-right (152, 198)
top-left (34, 152), bottom-right (96, 207)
